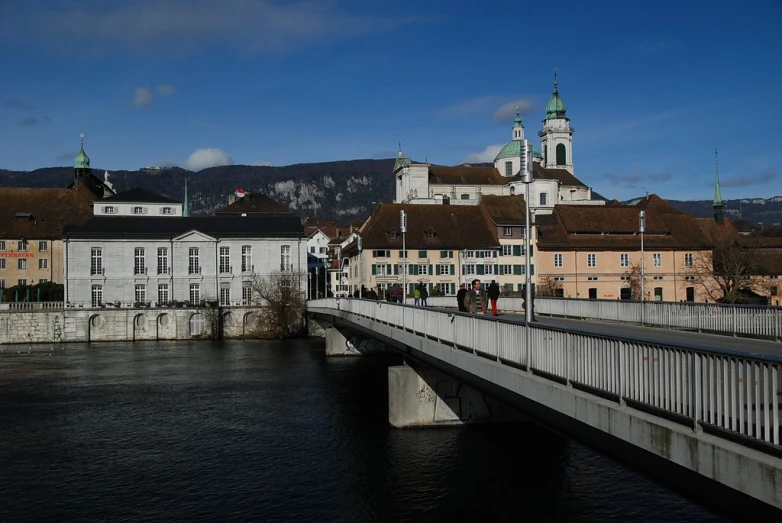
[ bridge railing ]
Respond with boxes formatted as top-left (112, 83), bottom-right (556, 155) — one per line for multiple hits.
top-left (312, 298), bottom-right (781, 452)
top-left (422, 296), bottom-right (782, 341)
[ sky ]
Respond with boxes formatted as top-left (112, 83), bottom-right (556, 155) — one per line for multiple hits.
top-left (1, 0), bottom-right (781, 202)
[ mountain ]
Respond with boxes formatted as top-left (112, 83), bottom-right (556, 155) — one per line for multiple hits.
top-left (0, 160), bottom-right (396, 222)
top-left (625, 196), bottom-right (782, 227)
top-left (2, 163), bottom-right (781, 226)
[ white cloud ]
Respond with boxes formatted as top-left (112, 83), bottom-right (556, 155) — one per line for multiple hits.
top-left (463, 144), bottom-right (503, 164)
top-left (2, 1), bottom-right (422, 57)
top-left (183, 148), bottom-right (233, 171)
top-left (157, 84), bottom-right (176, 95)
top-left (133, 87), bottom-right (153, 107)
top-left (492, 100), bottom-right (533, 122)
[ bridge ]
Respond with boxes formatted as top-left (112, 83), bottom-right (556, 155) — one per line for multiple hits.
top-left (308, 298), bottom-right (782, 519)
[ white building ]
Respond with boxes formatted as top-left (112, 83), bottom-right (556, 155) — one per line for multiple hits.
top-left (92, 187), bottom-right (182, 217)
top-left (63, 215), bottom-right (306, 307)
top-left (393, 75), bottom-right (602, 214)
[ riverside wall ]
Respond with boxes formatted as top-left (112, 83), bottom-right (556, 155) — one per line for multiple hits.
top-left (0, 306), bottom-right (269, 345)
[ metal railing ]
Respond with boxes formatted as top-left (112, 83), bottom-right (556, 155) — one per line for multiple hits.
top-left (421, 296), bottom-right (782, 341)
top-left (310, 298), bottom-right (781, 451)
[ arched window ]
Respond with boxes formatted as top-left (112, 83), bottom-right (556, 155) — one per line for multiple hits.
top-left (510, 186), bottom-right (516, 195)
top-left (505, 161), bottom-right (512, 176)
top-left (461, 194), bottom-right (470, 200)
top-left (543, 146), bottom-right (547, 164)
top-left (556, 144), bottom-right (567, 165)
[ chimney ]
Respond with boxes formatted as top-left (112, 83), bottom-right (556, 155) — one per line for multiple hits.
top-left (228, 195), bottom-right (236, 205)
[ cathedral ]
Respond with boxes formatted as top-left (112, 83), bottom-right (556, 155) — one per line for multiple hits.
top-left (393, 75), bottom-right (602, 214)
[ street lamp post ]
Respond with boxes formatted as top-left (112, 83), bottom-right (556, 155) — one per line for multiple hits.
top-left (522, 139), bottom-right (534, 324)
top-left (639, 210), bottom-right (646, 324)
top-left (315, 266), bottom-right (319, 300)
top-left (358, 236), bottom-right (363, 297)
top-left (400, 210), bottom-right (407, 305)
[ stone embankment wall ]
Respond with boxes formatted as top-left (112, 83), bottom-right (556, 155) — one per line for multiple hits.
top-left (0, 306), bottom-right (270, 345)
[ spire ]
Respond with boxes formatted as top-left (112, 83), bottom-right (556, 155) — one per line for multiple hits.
top-left (183, 179), bottom-right (190, 217)
top-left (398, 141), bottom-right (403, 158)
top-left (74, 133), bottom-right (91, 170)
top-left (713, 149), bottom-right (724, 224)
top-left (544, 69), bottom-right (568, 121)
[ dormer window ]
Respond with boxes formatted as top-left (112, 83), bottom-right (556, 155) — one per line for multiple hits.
top-left (424, 227), bottom-right (436, 239)
top-left (387, 229), bottom-right (398, 240)
top-left (133, 206), bottom-right (146, 215)
top-left (104, 206), bottom-right (115, 214)
top-left (161, 207), bottom-right (173, 215)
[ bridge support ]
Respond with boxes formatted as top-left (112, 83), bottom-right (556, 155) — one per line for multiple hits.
top-left (388, 363), bottom-right (527, 428)
top-left (321, 322), bottom-right (389, 356)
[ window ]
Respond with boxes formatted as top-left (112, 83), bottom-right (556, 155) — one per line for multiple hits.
top-left (18, 279), bottom-right (27, 286)
top-left (502, 245), bottom-right (513, 256)
top-left (440, 250), bottom-right (452, 258)
top-left (461, 194), bottom-right (470, 200)
top-left (587, 253), bottom-right (596, 268)
top-left (373, 264), bottom-right (388, 277)
top-left (132, 206), bottom-right (145, 214)
top-left (684, 275), bottom-right (696, 281)
top-left (220, 246), bottom-right (231, 273)
top-left (418, 250), bottom-right (427, 258)
top-left (540, 192), bottom-right (548, 206)
top-left (134, 248), bottom-right (146, 274)
top-left (242, 245), bottom-right (253, 272)
top-left (157, 247), bottom-right (169, 275)
top-left (91, 248), bottom-right (103, 275)
top-left (653, 276), bottom-right (664, 281)
top-left (0, 259), bottom-right (4, 270)
top-left (38, 241), bottom-right (48, 252)
top-left (505, 161), bottom-right (512, 176)
top-left (503, 227), bottom-right (512, 236)
top-left (465, 251), bottom-right (475, 259)
top-left (161, 207), bottom-right (173, 215)
top-left (419, 265), bottom-right (429, 276)
top-left (464, 264), bottom-right (475, 275)
top-left (0, 279), bottom-right (4, 289)
top-left (439, 283), bottom-right (450, 295)
top-left (620, 253), bottom-right (629, 267)
top-left (103, 206), bottom-right (115, 214)
top-left (0, 241), bottom-right (5, 251)
top-left (38, 259), bottom-right (47, 269)
top-left (770, 286), bottom-right (778, 296)
top-left (242, 281), bottom-right (253, 305)
top-left (587, 276), bottom-right (598, 281)
top-left (91, 285), bottom-right (103, 307)
top-left (684, 253), bottom-right (693, 267)
top-left (556, 143), bottom-right (567, 165)
top-left (653, 253), bottom-right (662, 267)
top-left (499, 264), bottom-right (512, 275)
top-left (438, 264), bottom-right (451, 275)
top-left (554, 253), bottom-right (563, 268)
top-left (189, 283), bottom-right (200, 304)
top-left (158, 284), bottom-right (169, 305)
top-left (135, 284), bottom-right (146, 303)
top-left (189, 248), bottom-right (200, 274)
top-left (398, 250), bottom-right (408, 258)
top-left (220, 287), bottom-right (231, 306)
top-left (18, 240), bottom-right (28, 252)
top-left (484, 264), bottom-right (495, 275)
top-left (18, 259), bottom-right (27, 270)
top-left (319, 247), bottom-right (326, 254)
top-left (373, 250), bottom-right (390, 258)
top-left (280, 245), bottom-right (291, 271)
top-left (388, 231), bottom-right (397, 240)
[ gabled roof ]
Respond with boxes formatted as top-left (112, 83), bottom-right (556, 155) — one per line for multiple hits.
top-left (481, 195), bottom-right (528, 225)
top-left (532, 163), bottom-right (588, 188)
top-left (356, 203), bottom-right (499, 251)
top-left (64, 215), bottom-right (305, 239)
top-left (427, 165), bottom-right (507, 186)
top-left (0, 187), bottom-right (96, 239)
top-left (101, 187), bottom-right (180, 204)
top-left (537, 200), bottom-right (712, 251)
top-left (635, 193), bottom-right (686, 214)
top-left (215, 193), bottom-right (291, 215)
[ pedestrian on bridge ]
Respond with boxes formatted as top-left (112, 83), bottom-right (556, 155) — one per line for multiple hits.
top-left (487, 280), bottom-right (500, 316)
top-left (456, 284), bottom-right (467, 312)
top-left (464, 279), bottom-right (487, 315)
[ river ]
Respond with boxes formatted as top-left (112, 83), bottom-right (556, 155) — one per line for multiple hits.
top-left (0, 339), bottom-right (724, 522)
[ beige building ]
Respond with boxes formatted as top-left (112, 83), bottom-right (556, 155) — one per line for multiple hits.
top-left (536, 195), bottom-right (714, 302)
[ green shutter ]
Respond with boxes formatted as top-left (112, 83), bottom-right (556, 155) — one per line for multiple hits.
top-left (419, 250), bottom-right (426, 258)
top-left (477, 251), bottom-right (484, 258)
top-left (435, 265), bottom-right (441, 275)
top-left (531, 264), bottom-right (535, 276)
top-left (513, 245), bottom-right (521, 256)
top-left (387, 264), bottom-right (392, 275)
top-left (513, 265), bottom-right (522, 275)
top-left (371, 265), bottom-right (377, 275)
top-left (450, 264), bottom-right (455, 275)
top-left (429, 264), bottom-right (433, 275)
top-left (450, 283), bottom-right (455, 294)
top-left (477, 265), bottom-right (485, 275)
top-left (449, 251), bottom-right (454, 258)
top-left (530, 245), bottom-right (534, 256)
top-left (494, 251), bottom-right (498, 258)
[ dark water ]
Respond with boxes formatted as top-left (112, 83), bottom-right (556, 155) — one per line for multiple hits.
top-left (0, 340), bottom-right (724, 522)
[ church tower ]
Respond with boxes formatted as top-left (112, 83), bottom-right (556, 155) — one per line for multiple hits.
top-left (493, 108), bottom-right (528, 177)
top-left (538, 71), bottom-right (574, 173)
top-left (74, 133), bottom-right (91, 183)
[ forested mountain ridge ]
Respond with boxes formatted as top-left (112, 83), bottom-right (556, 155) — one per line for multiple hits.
top-left (2, 161), bottom-right (781, 225)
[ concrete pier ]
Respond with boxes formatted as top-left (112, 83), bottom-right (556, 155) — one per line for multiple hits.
top-left (322, 322), bottom-right (389, 356)
top-left (388, 363), bottom-right (527, 428)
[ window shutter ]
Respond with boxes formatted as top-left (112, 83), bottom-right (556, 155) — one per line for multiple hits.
top-left (372, 265), bottom-right (377, 275)
top-left (477, 265), bottom-right (485, 275)
top-left (461, 265), bottom-right (465, 275)
top-left (513, 245), bottom-right (521, 256)
top-left (394, 264), bottom-right (399, 275)
top-left (429, 265), bottom-right (433, 275)
top-left (387, 264), bottom-right (392, 275)
top-left (531, 264), bottom-right (535, 276)
top-left (450, 264), bottom-right (455, 275)
top-left (449, 251), bottom-right (453, 259)
top-left (513, 264), bottom-right (522, 275)
top-left (530, 245), bottom-right (534, 256)
top-left (477, 251), bottom-right (484, 258)
top-left (411, 265), bottom-right (418, 276)
top-left (435, 265), bottom-right (441, 275)
top-left (449, 283), bottom-right (455, 294)
top-left (493, 251), bottom-right (498, 258)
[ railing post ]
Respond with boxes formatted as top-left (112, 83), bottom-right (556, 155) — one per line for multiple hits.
top-left (526, 322), bottom-right (532, 374)
top-left (617, 341), bottom-right (625, 406)
top-left (732, 306), bottom-right (737, 337)
top-left (565, 332), bottom-right (572, 387)
top-left (697, 304), bottom-right (702, 333)
top-left (691, 352), bottom-right (702, 433)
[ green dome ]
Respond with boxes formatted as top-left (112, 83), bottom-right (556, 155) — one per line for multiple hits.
top-left (494, 141), bottom-right (540, 162)
top-left (545, 82), bottom-right (568, 121)
top-left (75, 146), bottom-right (90, 169)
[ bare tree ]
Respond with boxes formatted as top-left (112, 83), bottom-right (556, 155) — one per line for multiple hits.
top-left (250, 271), bottom-right (308, 339)
top-left (536, 276), bottom-right (563, 297)
top-left (200, 296), bottom-right (221, 340)
top-left (689, 232), bottom-right (762, 303)
top-left (622, 262), bottom-right (648, 300)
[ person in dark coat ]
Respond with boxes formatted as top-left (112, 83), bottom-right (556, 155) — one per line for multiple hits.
top-left (456, 284), bottom-right (467, 312)
top-left (487, 280), bottom-right (500, 316)
top-left (419, 283), bottom-right (429, 307)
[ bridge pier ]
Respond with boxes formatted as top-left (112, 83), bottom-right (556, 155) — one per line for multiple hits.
top-left (388, 362), bottom-right (527, 428)
top-left (320, 322), bottom-right (389, 356)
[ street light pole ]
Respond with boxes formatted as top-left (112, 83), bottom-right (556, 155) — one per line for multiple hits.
top-left (522, 139), bottom-right (533, 324)
top-left (639, 210), bottom-right (646, 324)
top-left (358, 235), bottom-right (363, 297)
top-left (400, 210), bottom-right (407, 305)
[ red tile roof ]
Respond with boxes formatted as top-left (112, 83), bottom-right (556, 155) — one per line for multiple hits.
top-left (0, 187), bottom-right (96, 239)
top-left (215, 193), bottom-right (291, 214)
top-left (481, 195), bottom-right (527, 225)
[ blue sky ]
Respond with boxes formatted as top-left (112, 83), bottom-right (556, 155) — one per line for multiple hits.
top-left (1, 0), bottom-right (781, 202)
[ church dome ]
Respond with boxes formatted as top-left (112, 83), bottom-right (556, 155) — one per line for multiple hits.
top-left (494, 142), bottom-right (541, 162)
top-left (545, 81), bottom-right (568, 121)
top-left (75, 145), bottom-right (90, 169)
